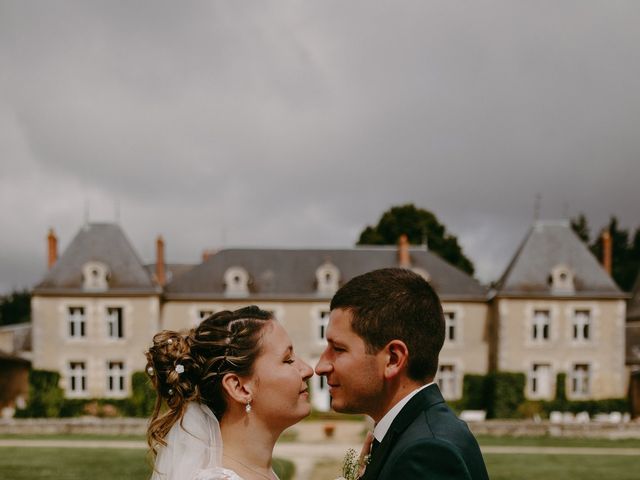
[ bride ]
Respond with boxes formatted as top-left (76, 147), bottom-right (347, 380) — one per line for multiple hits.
top-left (145, 306), bottom-right (313, 480)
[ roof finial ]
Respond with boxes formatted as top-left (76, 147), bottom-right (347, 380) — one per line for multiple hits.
top-left (114, 199), bottom-right (120, 224)
top-left (84, 198), bottom-right (90, 227)
top-left (533, 193), bottom-right (541, 222)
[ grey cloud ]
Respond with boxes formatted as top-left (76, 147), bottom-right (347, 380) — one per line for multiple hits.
top-left (1, 1), bottom-right (639, 292)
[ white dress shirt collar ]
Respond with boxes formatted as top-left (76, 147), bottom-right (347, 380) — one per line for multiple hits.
top-left (373, 382), bottom-right (433, 443)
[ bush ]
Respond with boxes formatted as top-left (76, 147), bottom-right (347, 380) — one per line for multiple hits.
top-left (541, 398), bottom-right (630, 416)
top-left (461, 374), bottom-right (486, 410)
top-left (273, 458), bottom-right (295, 480)
top-left (121, 371), bottom-right (156, 417)
top-left (485, 372), bottom-right (526, 419)
top-left (517, 400), bottom-right (543, 419)
top-left (15, 370), bottom-right (64, 418)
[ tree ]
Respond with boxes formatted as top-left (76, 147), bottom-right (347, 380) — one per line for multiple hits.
top-left (0, 290), bottom-right (31, 326)
top-left (357, 204), bottom-right (475, 275)
top-left (571, 214), bottom-right (640, 292)
top-left (570, 214), bottom-right (590, 243)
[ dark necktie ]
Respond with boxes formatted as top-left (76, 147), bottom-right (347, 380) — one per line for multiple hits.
top-left (370, 438), bottom-right (381, 457)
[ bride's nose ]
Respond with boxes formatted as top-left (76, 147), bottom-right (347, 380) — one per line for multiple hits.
top-left (299, 359), bottom-right (314, 380)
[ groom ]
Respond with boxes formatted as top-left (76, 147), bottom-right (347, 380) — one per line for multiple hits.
top-left (315, 268), bottom-right (489, 480)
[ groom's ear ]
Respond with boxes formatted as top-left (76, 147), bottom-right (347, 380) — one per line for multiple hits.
top-left (221, 373), bottom-right (253, 405)
top-left (382, 340), bottom-right (409, 380)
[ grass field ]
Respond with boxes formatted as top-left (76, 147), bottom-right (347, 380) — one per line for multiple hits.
top-left (311, 454), bottom-right (640, 480)
top-left (0, 447), bottom-right (150, 480)
top-left (0, 447), bottom-right (294, 480)
top-left (1, 436), bottom-right (640, 480)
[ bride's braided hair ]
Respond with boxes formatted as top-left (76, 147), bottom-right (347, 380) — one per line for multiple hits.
top-left (145, 306), bottom-right (273, 453)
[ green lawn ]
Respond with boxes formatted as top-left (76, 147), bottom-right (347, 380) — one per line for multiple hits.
top-left (0, 433), bottom-right (146, 441)
top-left (0, 447), bottom-right (151, 480)
top-left (0, 447), bottom-right (294, 480)
top-left (484, 453), bottom-right (640, 480)
top-left (475, 434), bottom-right (640, 448)
top-left (311, 454), bottom-right (640, 480)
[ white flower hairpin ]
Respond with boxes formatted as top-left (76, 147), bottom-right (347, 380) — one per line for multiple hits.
top-left (175, 364), bottom-right (185, 374)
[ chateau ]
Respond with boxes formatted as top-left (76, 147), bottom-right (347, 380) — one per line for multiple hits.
top-left (28, 221), bottom-right (629, 411)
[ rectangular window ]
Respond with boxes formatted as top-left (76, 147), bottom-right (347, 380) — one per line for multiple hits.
top-left (444, 311), bottom-right (456, 342)
top-left (532, 309), bottom-right (550, 341)
top-left (571, 364), bottom-right (590, 396)
top-left (317, 310), bottom-right (330, 343)
top-left (530, 363), bottom-right (552, 398)
top-left (68, 307), bottom-right (86, 338)
top-left (572, 310), bottom-right (591, 341)
top-left (106, 307), bottom-right (124, 339)
top-left (107, 361), bottom-right (126, 394)
top-left (69, 361), bottom-right (87, 393)
top-left (198, 310), bottom-right (214, 321)
top-left (437, 364), bottom-right (458, 399)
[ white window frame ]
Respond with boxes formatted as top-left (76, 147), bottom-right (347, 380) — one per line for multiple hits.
top-left (106, 307), bottom-right (124, 339)
top-left (529, 363), bottom-right (552, 399)
top-left (198, 309), bottom-right (215, 321)
top-left (444, 311), bottom-right (457, 343)
top-left (315, 262), bottom-right (340, 295)
top-left (68, 361), bottom-right (87, 397)
top-left (224, 267), bottom-right (250, 297)
top-left (106, 361), bottom-right (127, 397)
top-left (437, 364), bottom-right (459, 400)
top-left (570, 363), bottom-right (591, 398)
top-left (572, 309), bottom-right (592, 342)
top-left (310, 363), bottom-right (331, 411)
top-left (68, 306), bottom-right (86, 339)
top-left (317, 309), bottom-right (331, 344)
top-left (82, 261), bottom-right (110, 291)
top-left (531, 309), bottom-right (551, 342)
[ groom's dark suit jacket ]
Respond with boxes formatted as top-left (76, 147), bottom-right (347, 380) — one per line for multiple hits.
top-left (361, 384), bottom-right (489, 480)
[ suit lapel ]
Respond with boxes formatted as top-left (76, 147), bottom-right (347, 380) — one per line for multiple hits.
top-left (360, 384), bottom-right (445, 480)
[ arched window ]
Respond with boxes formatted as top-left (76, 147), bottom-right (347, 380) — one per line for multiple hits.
top-left (315, 262), bottom-right (340, 295)
top-left (82, 262), bottom-right (110, 291)
top-left (550, 264), bottom-right (575, 294)
top-left (224, 267), bottom-right (250, 296)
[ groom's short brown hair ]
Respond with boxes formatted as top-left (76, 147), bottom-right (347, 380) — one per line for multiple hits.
top-left (330, 267), bottom-right (445, 381)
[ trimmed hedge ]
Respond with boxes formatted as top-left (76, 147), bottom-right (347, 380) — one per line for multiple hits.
top-left (17, 370), bottom-right (156, 418)
top-left (485, 372), bottom-right (526, 419)
top-left (456, 371), bottom-right (630, 419)
top-left (461, 374), bottom-right (486, 410)
top-left (541, 398), bottom-right (630, 416)
top-left (15, 370), bottom-right (64, 418)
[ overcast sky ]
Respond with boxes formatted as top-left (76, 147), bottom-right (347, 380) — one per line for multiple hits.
top-left (1, 1), bottom-right (639, 294)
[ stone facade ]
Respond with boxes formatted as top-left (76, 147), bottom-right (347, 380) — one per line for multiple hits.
top-left (28, 221), bottom-right (628, 409)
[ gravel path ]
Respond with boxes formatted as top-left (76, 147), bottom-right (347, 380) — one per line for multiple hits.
top-left (2, 439), bottom-right (640, 456)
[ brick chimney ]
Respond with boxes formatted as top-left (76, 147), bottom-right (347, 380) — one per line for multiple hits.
top-left (398, 234), bottom-right (411, 268)
top-left (602, 230), bottom-right (612, 275)
top-left (155, 235), bottom-right (166, 286)
top-left (202, 249), bottom-right (216, 262)
top-left (47, 228), bottom-right (58, 269)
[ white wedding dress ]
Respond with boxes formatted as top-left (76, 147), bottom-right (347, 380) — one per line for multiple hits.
top-left (151, 403), bottom-right (246, 480)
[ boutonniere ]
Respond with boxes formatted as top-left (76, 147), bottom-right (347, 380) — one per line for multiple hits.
top-left (335, 448), bottom-right (370, 480)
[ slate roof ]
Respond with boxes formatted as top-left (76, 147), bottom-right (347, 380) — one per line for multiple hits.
top-left (165, 246), bottom-right (487, 301)
top-left (144, 263), bottom-right (196, 285)
top-left (495, 221), bottom-right (625, 298)
top-left (34, 223), bottom-right (158, 295)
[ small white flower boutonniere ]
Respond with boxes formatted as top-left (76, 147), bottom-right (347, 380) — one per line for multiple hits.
top-left (335, 448), bottom-right (370, 480)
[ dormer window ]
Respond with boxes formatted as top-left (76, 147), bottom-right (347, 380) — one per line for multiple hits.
top-left (550, 264), bottom-right (575, 294)
top-left (316, 262), bottom-right (340, 295)
top-left (82, 261), bottom-right (110, 291)
top-left (224, 267), bottom-right (250, 296)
